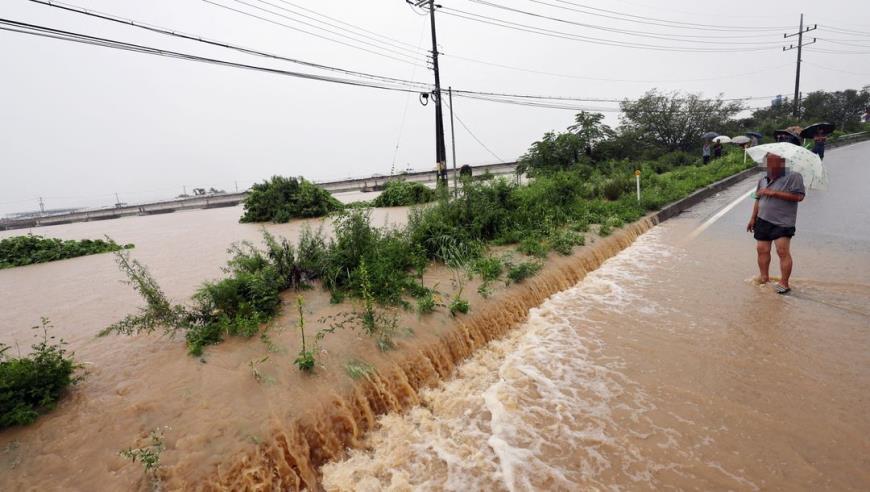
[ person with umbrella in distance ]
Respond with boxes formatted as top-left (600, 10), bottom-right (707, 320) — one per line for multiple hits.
top-left (800, 122), bottom-right (835, 160)
top-left (746, 150), bottom-right (810, 295)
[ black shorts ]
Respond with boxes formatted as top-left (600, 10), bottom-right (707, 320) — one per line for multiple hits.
top-left (754, 217), bottom-right (795, 241)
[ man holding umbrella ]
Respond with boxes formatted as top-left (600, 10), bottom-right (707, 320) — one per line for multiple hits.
top-left (801, 123), bottom-right (835, 160)
top-left (746, 152), bottom-right (806, 294)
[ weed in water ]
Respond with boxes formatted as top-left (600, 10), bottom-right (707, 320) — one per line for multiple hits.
top-left (344, 359), bottom-right (374, 380)
top-left (0, 318), bottom-right (80, 428)
top-left (120, 427), bottom-right (167, 491)
top-left (550, 230), bottom-right (585, 256)
top-left (249, 355), bottom-right (270, 383)
top-left (472, 255), bottom-right (503, 282)
top-left (449, 298), bottom-right (470, 316)
top-left (416, 289), bottom-right (437, 315)
top-left (477, 282), bottom-right (493, 299)
top-left (293, 297), bottom-right (315, 372)
top-left (506, 260), bottom-right (543, 284)
top-left (517, 237), bottom-right (548, 258)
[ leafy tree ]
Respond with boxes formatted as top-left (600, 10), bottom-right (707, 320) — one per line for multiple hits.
top-left (517, 131), bottom-right (584, 175)
top-left (802, 89), bottom-right (870, 131)
top-left (619, 90), bottom-right (744, 152)
top-left (568, 111), bottom-right (614, 149)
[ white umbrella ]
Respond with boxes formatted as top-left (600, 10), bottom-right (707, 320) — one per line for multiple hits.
top-left (745, 143), bottom-right (827, 190)
top-left (731, 135), bottom-right (751, 145)
top-left (712, 135), bottom-right (731, 143)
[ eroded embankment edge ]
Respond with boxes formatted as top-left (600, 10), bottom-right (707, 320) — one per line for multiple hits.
top-left (199, 166), bottom-right (760, 491)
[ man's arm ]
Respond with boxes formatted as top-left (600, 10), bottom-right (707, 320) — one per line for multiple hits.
top-left (747, 199), bottom-right (760, 232)
top-left (756, 188), bottom-right (804, 202)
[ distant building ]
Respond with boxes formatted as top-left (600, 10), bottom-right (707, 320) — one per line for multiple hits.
top-left (771, 95), bottom-right (784, 107)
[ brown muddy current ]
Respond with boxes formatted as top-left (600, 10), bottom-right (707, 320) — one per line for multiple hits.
top-left (2, 143), bottom-right (869, 490)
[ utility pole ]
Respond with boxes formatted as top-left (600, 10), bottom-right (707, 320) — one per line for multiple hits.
top-left (783, 14), bottom-right (817, 118)
top-left (409, 0), bottom-right (447, 187)
top-left (448, 86), bottom-right (457, 193)
top-left (115, 192), bottom-right (121, 205)
top-left (38, 196), bottom-right (45, 214)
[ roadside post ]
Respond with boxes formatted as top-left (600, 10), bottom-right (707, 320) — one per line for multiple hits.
top-left (635, 169), bottom-right (641, 202)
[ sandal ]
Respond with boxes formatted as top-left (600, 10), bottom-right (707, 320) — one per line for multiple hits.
top-left (774, 284), bottom-right (791, 295)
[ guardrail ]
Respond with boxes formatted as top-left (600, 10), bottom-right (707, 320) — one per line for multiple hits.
top-left (1, 162), bottom-right (520, 231)
top-left (828, 131), bottom-right (870, 148)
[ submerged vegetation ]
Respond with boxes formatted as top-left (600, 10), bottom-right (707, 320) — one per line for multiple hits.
top-left (0, 318), bottom-right (80, 429)
top-left (371, 179), bottom-right (437, 207)
top-left (0, 234), bottom-right (132, 270)
top-left (240, 176), bottom-right (341, 223)
top-left (119, 427), bottom-right (167, 490)
top-left (104, 107), bottom-right (754, 361)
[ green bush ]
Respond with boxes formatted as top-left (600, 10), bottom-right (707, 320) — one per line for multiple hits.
top-left (1, 318), bottom-right (79, 428)
top-left (372, 180), bottom-right (436, 207)
top-left (473, 256), bottom-right (503, 282)
top-left (240, 176), bottom-right (341, 223)
top-left (0, 234), bottom-right (132, 269)
top-left (517, 237), bottom-right (548, 258)
top-left (449, 298), bottom-right (470, 316)
top-left (416, 290), bottom-right (437, 315)
top-left (506, 260), bottom-right (542, 284)
top-left (550, 230), bottom-right (585, 255)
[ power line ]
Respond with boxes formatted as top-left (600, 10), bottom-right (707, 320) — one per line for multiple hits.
top-left (525, 0), bottom-right (783, 39)
top-left (246, 0), bottom-right (429, 56)
top-left (265, 0), bottom-right (428, 52)
top-left (220, 0), bottom-right (422, 61)
top-left (28, 0), bottom-right (432, 90)
top-left (466, 0), bottom-right (784, 45)
top-left (201, 0), bottom-right (425, 66)
top-left (0, 18), bottom-right (427, 93)
top-left (508, 0), bottom-right (792, 32)
top-left (444, 97), bottom-right (504, 162)
top-left (439, 7), bottom-right (779, 53)
top-left (444, 53), bottom-right (793, 84)
top-left (803, 61), bottom-right (870, 76)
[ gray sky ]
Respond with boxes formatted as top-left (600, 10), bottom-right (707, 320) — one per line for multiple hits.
top-left (2, 0), bottom-right (869, 215)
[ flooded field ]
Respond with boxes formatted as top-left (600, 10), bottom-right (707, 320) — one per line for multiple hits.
top-left (1, 143), bottom-right (868, 490)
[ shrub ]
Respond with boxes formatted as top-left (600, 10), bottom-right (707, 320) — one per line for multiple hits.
top-left (372, 180), bottom-right (436, 207)
top-left (449, 298), bottom-right (470, 316)
top-left (1, 318), bottom-right (79, 428)
top-left (550, 230), bottom-right (585, 255)
top-left (0, 234), bottom-right (132, 269)
top-left (416, 290), bottom-right (437, 315)
top-left (120, 427), bottom-right (166, 489)
top-left (473, 256), bottom-right (503, 282)
top-left (517, 237), bottom-right (548, 258)
top-left (240, 176), bottom-right (341, 223)
top-left (506, 260), bottom-right (542, 284)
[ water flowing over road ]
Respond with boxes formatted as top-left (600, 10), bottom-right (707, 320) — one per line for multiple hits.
top-left (322, 142), bottom-right (870, 490)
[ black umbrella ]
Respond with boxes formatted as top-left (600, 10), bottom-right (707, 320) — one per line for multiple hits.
top-left (702, 131), bottom-right (718, 140)
top-left (774, 129), bottom-right (801, 145)
top-left (800, 122), bottom-right (835, 139)
top-left (745, 131), bottom-right (763, 139)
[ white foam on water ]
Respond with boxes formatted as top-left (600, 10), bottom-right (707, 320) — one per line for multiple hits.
top-left (322, 228), bottom-right (753, 491)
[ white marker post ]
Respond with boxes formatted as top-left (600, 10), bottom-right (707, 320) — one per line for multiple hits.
top-left (635, 169), bottom-right (641, 202)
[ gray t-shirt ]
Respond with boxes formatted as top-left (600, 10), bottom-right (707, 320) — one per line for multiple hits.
top-left (755, 170), bottom-right (806, 227)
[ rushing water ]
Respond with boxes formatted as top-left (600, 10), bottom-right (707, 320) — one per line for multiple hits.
top-left (1, 144), bottom-right (868, 490)
top-left (322, 143), bottom-right (870, 490)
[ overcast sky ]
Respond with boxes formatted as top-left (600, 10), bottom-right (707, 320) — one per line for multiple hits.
top-left (2, 0), bottom-right (869, 215)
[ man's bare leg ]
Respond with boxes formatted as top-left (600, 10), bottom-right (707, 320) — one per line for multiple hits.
top-left (774, 237), bottom-right (793, 289)
top-left (756, 240), bottom-right (772, 284)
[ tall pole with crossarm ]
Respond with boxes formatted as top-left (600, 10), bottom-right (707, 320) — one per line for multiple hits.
top-left (410, 0), bottom-right (447, 187)
top-left (783, 14), bottom-right (817, 118)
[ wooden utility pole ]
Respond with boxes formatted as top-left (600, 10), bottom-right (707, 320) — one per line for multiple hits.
top-left (783, 14), bottom-right (817, 118)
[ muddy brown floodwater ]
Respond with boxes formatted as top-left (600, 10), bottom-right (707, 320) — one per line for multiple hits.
top-left (1, 143), bottom-right (868, 490)
top-left (322, 142), bottom-right (870, 490)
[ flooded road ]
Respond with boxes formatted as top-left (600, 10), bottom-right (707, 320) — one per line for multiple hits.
top-left (322, 142), bottom-right (870, 490)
